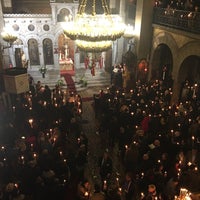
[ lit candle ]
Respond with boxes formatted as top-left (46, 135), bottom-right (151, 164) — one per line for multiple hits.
top-left (103, 180), bottom-right (107, 190)
top-left (21, 136), bottom-right (25, 140)
top-left (84, 191), bottom-right (89, 197)
top-left (141, 192), bottom-right (145, 199)
top-left (29, 119), bottom-right (33, 128)
top-left (12, 106), bottom-right (16, 112)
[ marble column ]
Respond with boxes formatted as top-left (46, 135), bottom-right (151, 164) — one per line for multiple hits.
top-left (134, 0), bottom-right (154, 60)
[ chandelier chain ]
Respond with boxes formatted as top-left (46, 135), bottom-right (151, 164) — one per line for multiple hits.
top-left (78, 0), bottom-right (87, 15)
top-left (92, 0), bottom-right (96, 16)
top-left (102, 0), bottom-right (110, 15)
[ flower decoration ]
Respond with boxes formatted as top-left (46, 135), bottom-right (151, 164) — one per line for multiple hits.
top-left (39, 66), bottom-right (47, 78)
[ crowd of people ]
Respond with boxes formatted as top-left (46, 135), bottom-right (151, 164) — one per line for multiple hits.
top-left (0, 71), bottom-right (200, 200)
top-left (155, 0), bottom-right (200, 11)
top-left (0, 78), bottom-right (85, 200)
top-left (93, 77), bottom-right (200, 199)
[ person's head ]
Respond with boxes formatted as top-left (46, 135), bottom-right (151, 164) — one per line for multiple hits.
top-left (83, 179), bottom-right (90, 189)
top-left (125, 172), bottom-right (133, 181)
top-left (103, 150), bottom-right (109, 159)
top-left (143, 153), bottom-right (149, 160)
top-left (148, 184), bottom-right (156, 195)
top-left (172, 177), bottom-right (179, 185)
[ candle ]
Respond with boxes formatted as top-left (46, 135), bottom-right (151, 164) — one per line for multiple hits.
top-left (84, 192), bottom-right (89, 198)
top-left (33, 153), bottom-right (37, 158)
top-left (29, 119), bottom-right (33, 128)
top-left (12, 106), bottom-right (16, 112)
top-left (103, 180), bottom-right (107, 190)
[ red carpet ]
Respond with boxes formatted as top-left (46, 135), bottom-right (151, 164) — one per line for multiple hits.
top-left (82, 97), bottom-right (94, 102)
top-left (61, 73), bottom-right (76, 93)
top-left (60, 70), bottom-right (75, 76)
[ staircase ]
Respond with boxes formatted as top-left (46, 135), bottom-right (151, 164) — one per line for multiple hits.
top-left (75, 68), bottom-right (111, 91)
top-left (28, 67), bottom-right (111, 92)
top-left (27, 68), bottom-right (62, 89)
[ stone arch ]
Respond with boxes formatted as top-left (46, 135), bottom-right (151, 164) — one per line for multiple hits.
top-left (152, 31), bottom-right (178, 54)
top-left (151, 31), bottom-right (178, 80)
top-left (176, 41), bottom-right (200, 71)
top-left (57, 8), bottom-right (72, 22)
top-left (151, 44), bottom-right (173, 80)
top-left (177, 55), bottom-right (200, 101)
top-left (25, 35), bottom-right (41, 46)
top-left (175, 41), bottom-right (200, 87)
top-left (54, 29), bottom-right (65, 43)
top-left (40, 34), bottom-right (57, 46)
top-left (175, 42), bottom-right (200, 101)
top-left (170, 40), bottom-right (200, 103)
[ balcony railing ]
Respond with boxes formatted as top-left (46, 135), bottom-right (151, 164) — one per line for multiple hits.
top-left (153, 7), bottom-right (200, 34)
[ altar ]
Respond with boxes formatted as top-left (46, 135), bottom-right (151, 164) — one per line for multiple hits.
top-left (59, 58), bottom-right (74, 71)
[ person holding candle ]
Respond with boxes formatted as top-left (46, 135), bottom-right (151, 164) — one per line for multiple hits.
top-left (142, 184), bottom-right (159, 200)
top-left (163, 176), bottom-right (179, 200)
top-left (77, 179), bottom-right (91, 200)
top-left (98, 150), bottom-right (113, 189)
top-left (90, 183), bottom-right (105, 200)
top-left (123, 172), bottom-right (138, 200)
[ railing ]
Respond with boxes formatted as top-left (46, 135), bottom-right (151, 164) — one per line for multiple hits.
top-left (153, 7), bottom-right (200, 34)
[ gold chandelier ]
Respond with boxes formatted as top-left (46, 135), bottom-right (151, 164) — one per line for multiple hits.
top-left (76, 40), bottom-right (112, 53)
top-left (123, 24), bottom-right (135, 39)
top-left (1, 33), bottom-right (17, 44)
top-left (1, 27), bottom-right (18, 48)
top-left (62, 0), bottom-right (125, 52)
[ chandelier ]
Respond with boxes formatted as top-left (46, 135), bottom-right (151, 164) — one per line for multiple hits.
top-left (1, 27), bottom-right (18, 48)
top-left (123, 24), bottom-right (135, 39)
top-left (62, 0), bottom-right (125, 52)
top-left (76, 40), bottom-right (112, 53)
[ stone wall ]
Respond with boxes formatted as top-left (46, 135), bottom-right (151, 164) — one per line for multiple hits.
top-left (150, 24), bottom-right (200, 103)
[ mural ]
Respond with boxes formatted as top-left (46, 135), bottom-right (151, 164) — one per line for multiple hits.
top-left (28, 39), bottom-right (40, 66)
top-left (43, 38), bottom-right (54, 65)
top-left (57, 8), bottom-right (70, 22)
